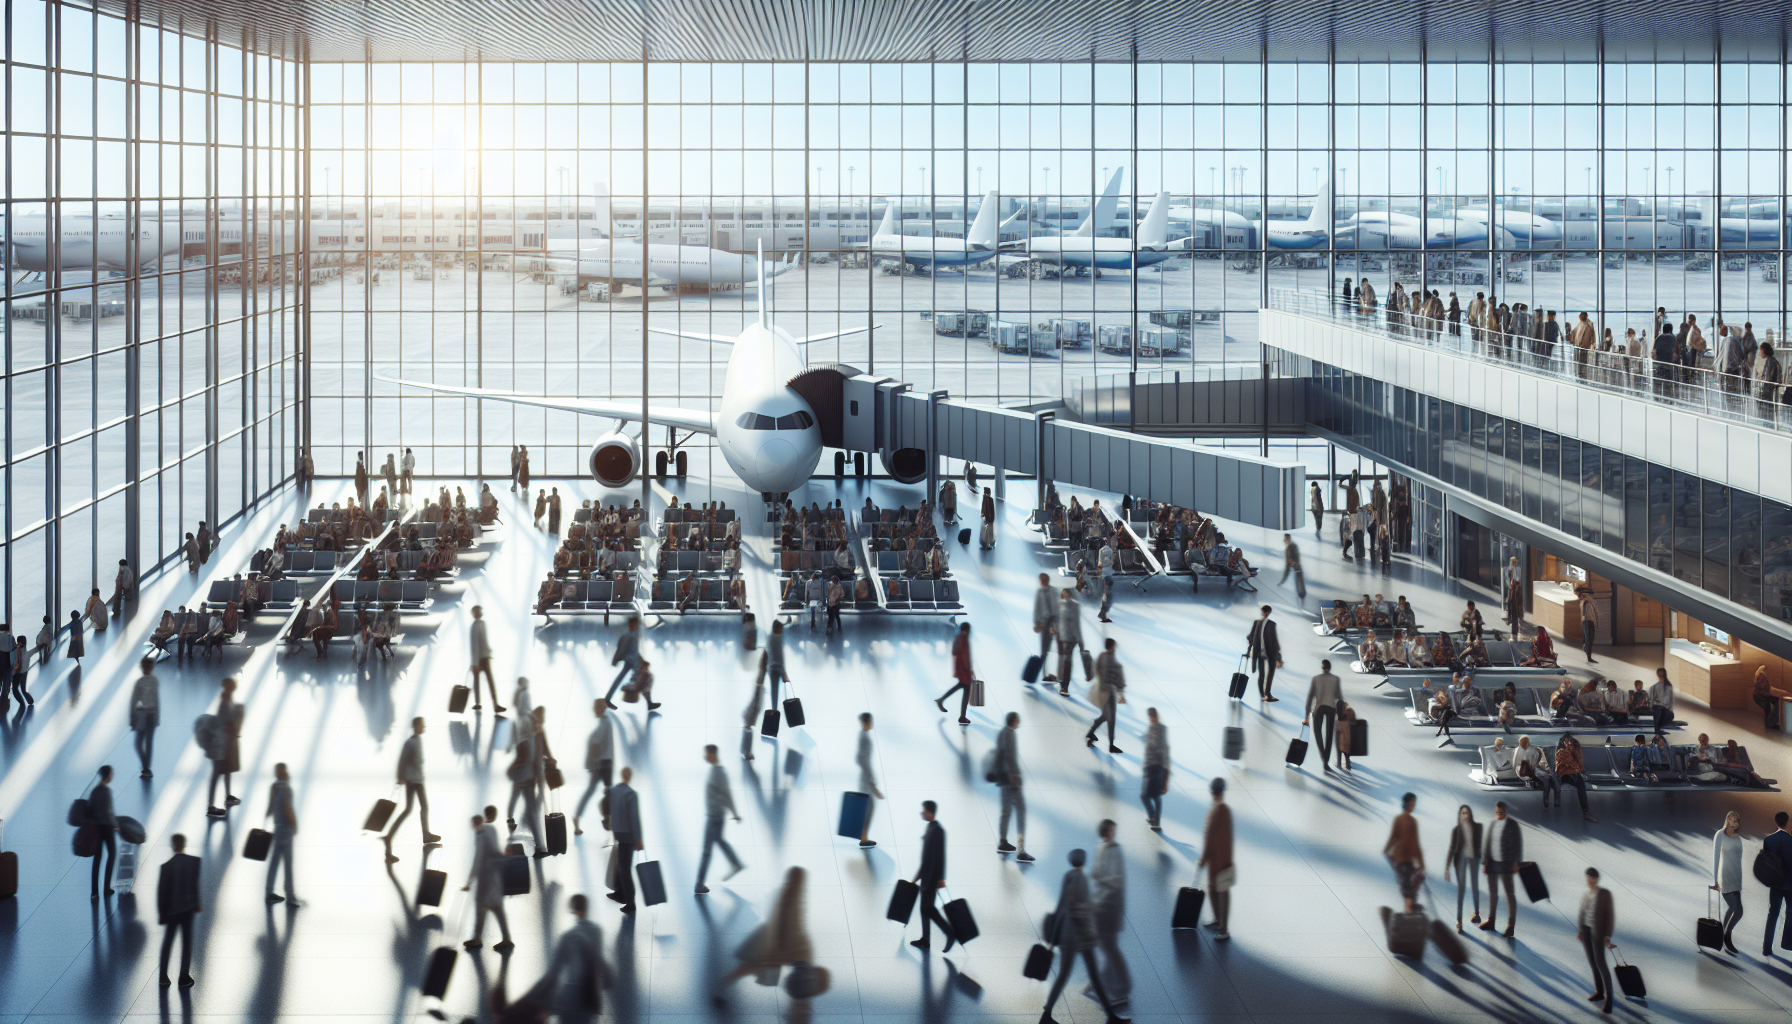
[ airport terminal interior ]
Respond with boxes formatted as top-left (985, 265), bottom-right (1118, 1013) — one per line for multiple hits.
top-left (14, 1), bottom-right (1792, 1021)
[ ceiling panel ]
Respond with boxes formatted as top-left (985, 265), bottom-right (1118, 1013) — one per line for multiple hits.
top-left (94, 0), bottom-right (1789, 64)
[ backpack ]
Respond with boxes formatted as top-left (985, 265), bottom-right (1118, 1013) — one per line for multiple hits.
top-left (193, 713), bottom-right (225, 761)
top-left (1756, 848), bottom-right (1785, 889)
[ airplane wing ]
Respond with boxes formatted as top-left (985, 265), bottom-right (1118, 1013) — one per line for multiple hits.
top-left (799, 324), bottom-right (880, 345)
top-left (648, 327), bottom-right (735, 345)
top-left (375, 375), bottom-right (717, 435)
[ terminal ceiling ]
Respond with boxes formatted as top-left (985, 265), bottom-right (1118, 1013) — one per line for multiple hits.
top-left (93, 0), bottom-right (1792, 64)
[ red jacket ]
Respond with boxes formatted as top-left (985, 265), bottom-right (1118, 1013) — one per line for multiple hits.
top-left (953, 633), bottom-right (972, 683)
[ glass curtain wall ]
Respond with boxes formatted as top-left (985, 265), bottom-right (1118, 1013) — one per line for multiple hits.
top-left (2, 0), bottom-right (303, 629)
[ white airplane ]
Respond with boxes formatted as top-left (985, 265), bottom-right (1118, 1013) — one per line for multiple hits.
top-left (378, 246), bottom-right (879, 495)
top-left (859, 189), bottom-right (1014, 271)
top-left (539, 238), bottom-right (798, 291)
top-left (2, 214), bottom-right (184, 273)
top-left (1453, 207), bottom-right (1564, 246)
top-left (1169, 181), bottom-right (1330, 250)
top-left (1006, 189), bottom-right (1187, 271)
top-left (1334, 210), bottom-right (1516, 250)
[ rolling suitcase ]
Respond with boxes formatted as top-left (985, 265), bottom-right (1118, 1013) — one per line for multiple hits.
top-left (73, 825), bottom-right (100, 858)
top-left (968, 678), bottom-right (985, 707)
top-left (836, 791), bottom-right (871, 839)
top-left (1696, 891), bottom-right (1725, 950)
top-left (1380, 906), bottom-right (1428, 959)
top-left (501, 855), bottom-right (530, 896)
top-left (244, 828), bottom-right (273, 862)
top-left (761, 708), bottom-right (781, 737)
top-left (887, 879), bottom-right (919, 923)
top-left (1171, 886), bottom-right (1206, 928)
top-left (782, 696), bottom-right (806, 728)
top-left (417, 869), bottom-right (448, 907)
top-left (364, 798), bottom-right (397, 833)
top-left (1223, 726), bottom-right (1245, 760)
top-left (0, 850), bottom-right (15, 899)
top-left (448, 684), bottom-right (469, 713)
top-left (1614, 946), bottom-right (1646, 997)
top-left (1518, 861), bottom-right (1549, 902)
top-left (544, 812), bottom-right (568, 855)
top-left (1349, 718), bottom-right (1370, 757)
top-left (422, 945), bottom-right (457, 998)
top-left (980, 522), bottom-right (995, 548)
top-left (743, 612), bottom-right (757, 650)
top-left (1081, 648), bottom-right (1095, 681)
top-left (636, 859), bottom-right (667, 907)
top-left (944, 896), bottom-right (979, 945)
top-left (958, 528), bottom-right (972, 545)
top-left (1228, 657), bottom-right (1250, 700)
top-left (1022, 655), bottom-right (1043, 684)
top-left (1023, 943), bottom-right (1054, 981)
top-left (1285, 725), bottom-right (1309, 767)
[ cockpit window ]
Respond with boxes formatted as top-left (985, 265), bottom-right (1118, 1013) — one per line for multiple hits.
top-left (774, 411), bottom-right (815, 430)
top-left (735, 412), bottom-right (776, 430)
top-left (737, 410), bottom-right (812, 430)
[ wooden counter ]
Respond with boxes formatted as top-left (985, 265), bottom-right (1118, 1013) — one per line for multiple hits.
top-left (1532, 582), bottom-right (1581, 643)
top-left (1665, 637), bottom-right (1751, 709)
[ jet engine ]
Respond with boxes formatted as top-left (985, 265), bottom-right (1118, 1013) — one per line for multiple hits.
top-left (880, 447), bottom-right (928, 485)
top-left (588, 431), bottom-right (641, 487)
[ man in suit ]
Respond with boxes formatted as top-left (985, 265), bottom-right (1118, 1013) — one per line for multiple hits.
top-left (1578, 867), bottom-right (1616, 1014)
top-left (1303, 659), bottom-right (1343, 771)
top-left (463, 807), bottom-right (513, 952)
top-left (1033, 574), bottom-right (1059, 681)
top-left (384, 717), bottom-right (439, 858)
top-left (695, 745), bottom-right (744, 894)
top-left (89, 765), bottom-right (118, 899)
top-left (1481, 800), bottom-right (1522, 937)
top-left (157, 834), bottom-right (202, 987)
top-left (468, 606), bottom-right (502, 712)
top-left (605, 616), bottom-right (642, 704)
top-left (1091, 819), bottom-right (1130, 1006)
top-left (1246, 605), bottom-right (1282, 701)
top-left (264, 762), bottom-right (300, 906)
top-left (1763, 811), bottom-right (1792, 954)
top-left (536, 894), bottom-right (611, 1022)
top-left (911, 801), bottom-right (956, 952)
top-left (608, 767), bottom-right (643, 913)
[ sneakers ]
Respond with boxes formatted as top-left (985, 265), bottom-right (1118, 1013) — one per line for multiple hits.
top-left (266, 894), bottom-right (285, 904)
top-left (934, 699), bottom-right (947, 713)
top-left (206, 806), bottom-right (226, 818)
top-left (858, 839), bottom-right (877, 848)
top-left (1108, 745), bottom-right (1124, 754)
top-left (386, 854), bottom-right (401, 865)
top-left (997, 840), bottom-right (1017, 853)
top-left (648, 702), bottom-right (662, 711)
top-left (1017, 851), bottom-right (1035, 863)
top-left (140, 769), bottom-right (153, 779)
top-left (695, 885), bottom-right (710, 895)
top-left (492, 940), bottom-right (514, 953)
top-left (423, 832), bottom-right (442, 844)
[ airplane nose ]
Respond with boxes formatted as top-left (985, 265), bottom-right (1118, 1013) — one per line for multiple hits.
top-left (757, 437), bottom-right (796, 483)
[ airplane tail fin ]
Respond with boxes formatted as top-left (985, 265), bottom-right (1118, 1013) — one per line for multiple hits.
top-left (757, 239), bottom-right (769, 328)
top-left (965, 190), bottom-right (1002, 249)
top-left (873, 200), bottom-right (896, 237)
top-left (1305, 176), bottom-right (1331, 231)
top-left (1136, 192), bottom-right (1171, 248)
top-left (1074, 166), bottom-right (1126, 238)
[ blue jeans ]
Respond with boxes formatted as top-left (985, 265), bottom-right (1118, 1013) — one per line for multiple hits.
top-left (697, 815), bottom-right (741, 885)
top-left (606, 659), bottom-right (638, 702)
top-left (1454, 857), bottom-right (1480, 919)
top-left (1141, 765), bottom-right (1166, 822)
top-left (266, 833), bottom-right (296, 898)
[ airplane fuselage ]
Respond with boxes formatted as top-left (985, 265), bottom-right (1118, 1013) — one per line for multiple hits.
top-left (713, 321), bottom-right (824, 494)
top-left (553, 240), bottom-right (792, 289)
top-left (1018, 238), bottom-right (1184, 270)
top-left (3, 216), bottom-right (184, 271)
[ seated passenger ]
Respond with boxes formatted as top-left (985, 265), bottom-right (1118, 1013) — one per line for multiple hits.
top-left (834, 542), bottom-right (854, 573)
top-left (1385, 630), bottom-right (1410, 667)
top-left (728, 575), bottom-right (747, 611)
top-left (1624, 734), bottom-right (1652, 778)
top-left (150, 609), bottom-right (178, 651)
top-left (1460, 600), bottom-right (1485, 639)
top-left (1495, 683), bottom-right (1520, 731)
top-left (177, 608), bottom-right (204, 657)
top-left (1484, 736), bottom-right (1515, 776)
top-left (1459, 636), bottom-right (1490, 668)
top-left (1548, 677), bottom-right (1578, 722)
top-left (1326, 600), bottom-right (1352, 634)
top-left (904, 544), bottom-right (925, 577)
top-left (1515, 736), bottom-right (1558, 801)
top-left (926, 545), bottom-right (947, 578)
top-left (854, 576), bottom-right (873, 604)
top-left (1354, 595), bottom-right (1376, 629)
top-left (1358, 631), bottom-right (1386, 673)
top-left (1224, 545), bottom-right (1251, 580)
top-left (1603, 680), bottom-right (1629, 724)
top-left (1372, 593), bottom-right (1394, 628)
top-left (1717, 739), bottom-right (1769, 788)
top-left (553, 546), bottom-right (573, 574)
top-left (677, 573), bottom-right (699, 615)
top-left (1430, 688), bottom-right (1457, 742)
top-left (534, 579), bottom-right (562, 622)
top-left (1430, 631), bottom-right (1457, 669)
top-left (1628, 679), bottom-right (1651, 718)
top-left (1577, 681), bottom-right (1608, 725)
top-left (1520, 627), bottom-right (1559, 667)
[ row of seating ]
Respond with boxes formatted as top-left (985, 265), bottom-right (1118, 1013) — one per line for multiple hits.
top-left (777, 549), bottom-right (850, 575)
top-left (646, 578), bottom-right (744, 614)
top-left (662, 507), bottom-right (735, 524)
top-left (664, 522), bottom-right (733, 543)
top-left (882, 578), bottom-right (964, 613)
top-left (330, 580), bottom-right (433, 609)
top-left (1473, 743), bottom-right (1775, 791)
top-left (1404, 684), bottom-right (1683, 733)
top-left (202, 579), bottom-right (299, 611)
top-left (537, 576), bottom-right (639, 613)
top-left (874, 549), bottom-right (951, 576)
top-left (256, 549), bottom-right (344, 576)
top-left (553, 550), bottom-right (642, 576)
top-left (656, 550), bottom-right (735, 574)
top-left (306, 507), bottom-right (402, 525)
top-left (1352, 638), bottom-right (1557, 675)
top-left (1062, 547), bottom-right (1154, 578)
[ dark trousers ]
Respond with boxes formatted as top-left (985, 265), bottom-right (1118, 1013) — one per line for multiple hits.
top-left (1312, 705), bottom-right (1337, 765)
top-left (1581, 619), bottom-right (1597, 659)
top-left (1653, 705), bottom-right (1672, 735)
top-left (1757, 693), bottom-right (1782, 730)
top-left (1486, 867), bottom-right (1516, 924)
top-left (1765, 888), bottom-right (1792, 951)
top-left (575, 761), bottom-right (611, 821)
top-left (1141, 765), bottom-right (1166, 822)
top-left (385, 781), bottom-right (431, 840)
top-left (605, 661), bottom-right (637, 703)
top-left (11, 669), bottom-right (29, 702)
top-left (826, 604), bottom-right (841, 631)
top-left (1087, 691), bottom-right (1118, 745)
top-left (1560, 772), bottom-right (1589, 813)
top-left (1044, 945), bottom-right (1116, 1017)
top-left (92, 830), bottom-right (116, 894)
top-left (1253, 655), bottom-right (1277, 697)
top-left (160, 911), bottom-right (195, 981)
top-left (1582, 933), bottom-right (1612, 1009)
top-left (697, 815), bottom-right (741, 886)
top-left (1722, 890), bottom-right (1743, 946)
top-left (207, 763), bottom-right (232, 808)
top-left (919, 882), bottom-right (953, 944)
top-left (938, 678), bottom-right (971, 719)
top-left (134, 727), bottom-right (154, 775)
top-left (612, 840), bottom-right (636, 905)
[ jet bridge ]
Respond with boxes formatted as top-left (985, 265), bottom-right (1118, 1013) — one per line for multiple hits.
top-left (838, 374), bottom-right (1305, 530)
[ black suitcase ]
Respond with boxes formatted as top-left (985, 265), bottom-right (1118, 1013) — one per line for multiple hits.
top-left (1518, 861), bottom-right (1549, 902)
top-left (1171, 886), bottom-right (1205, 928)
top-left (364, 798), bottom-right (397, 833)
top-left (244, 828), bottom-right (273, 861)
top-left (417, 869), bottom-right (447, 907)
top-left (636, 859), bottom-right (667, 907)
top-left (1381, 906), bottom-right (1428, 959)
top-left (1697, 891), bottom-right (1724, 950)
top-left (1286, 726), bottom-right (1309, 767)
top-left (761, 708), bottom-right (781, 737)
top-left (545, 812), bottom-right (568, 855)
top-left (1223, 726), bottom-right (1245, 760)
top-left (1614, 947), bottom-right (1646, 997)
top-left (944, 896), bottom-right (979, 945)
top-left (1228, 663), bottom-right (1250, 699)
top-left (887, 879), bottom-right (918, 923)
top-left (422, 945), bottom-right (456, 998)
top-left (1081, 648), bottom-right (1095, 681)
top-left (0, 850), bottom-right (15, 899)
top-left (448, 684), bottom-right (469, 713)
top-left (501, 855), bottom-right (530, 896)
top-left (783, 696), bottom-right (805, 728)
top-left (958, 528), bottom-right (972, 545)
top-left (1349, 718), bottom-right (1370, 756)
top-left (1022, 655), bottom-right (1043, 684)
top-left (1023, 943), bottom-right (1054, 981)
top-left (837, 792), bottom-right (871, 839)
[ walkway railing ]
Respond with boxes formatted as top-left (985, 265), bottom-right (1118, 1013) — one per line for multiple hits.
top-left (1267, 288), bottom-right (1792, 434)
